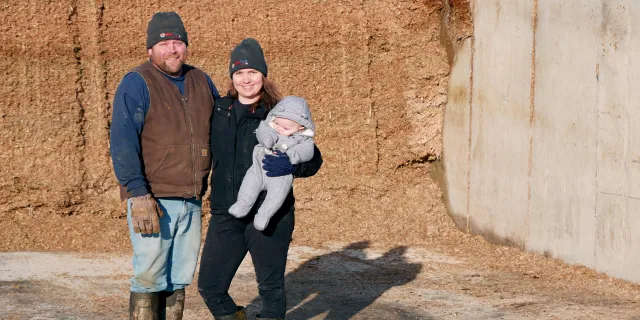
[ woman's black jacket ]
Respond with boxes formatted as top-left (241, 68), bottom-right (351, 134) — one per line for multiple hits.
top-left (208, 96), bottom-right (323, 214)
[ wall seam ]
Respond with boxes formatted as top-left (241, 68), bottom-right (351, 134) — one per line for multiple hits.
top-left (67, 0), bottom-right (88, 199)
top-left (593, 37), bottom-right (600, 271)
top-left (364, 2), bottom-right (379, 173)
top-left (622, 14), bottom-right (631, 268)
top-left (98, 1), bottom-right (109, 134)
top-left (526, 0), bottom-right (539, 249)
top-left (465, 0), bottom-right (476, 234)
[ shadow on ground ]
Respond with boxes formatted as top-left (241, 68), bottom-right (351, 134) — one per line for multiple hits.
top-left (246, 241), bottom-right (426, 319)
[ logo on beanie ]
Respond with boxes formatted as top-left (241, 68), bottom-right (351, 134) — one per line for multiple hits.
top-left (160, 32), bottom-right (181, 38)
top-left (232, 60), bottom-right (249, 69)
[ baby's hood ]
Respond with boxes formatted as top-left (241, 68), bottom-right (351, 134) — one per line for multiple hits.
top-left (268, 96), bottom-right (316, 137)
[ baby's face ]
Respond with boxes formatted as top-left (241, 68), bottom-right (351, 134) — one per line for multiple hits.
top-left (271, 117), bottom-right (304, 136)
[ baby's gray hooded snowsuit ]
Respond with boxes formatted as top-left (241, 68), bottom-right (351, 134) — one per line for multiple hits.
top-left (229, 96), bottom-right (316, 230)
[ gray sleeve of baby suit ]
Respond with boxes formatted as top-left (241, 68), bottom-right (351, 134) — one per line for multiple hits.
top-left (286, 138), bottom-right (315, 165)
top-left (256, 120), bottom-right (279, 149)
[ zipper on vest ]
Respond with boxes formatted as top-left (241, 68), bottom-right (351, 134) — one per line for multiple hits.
top-left (181, 96), bottom-right (198, 198)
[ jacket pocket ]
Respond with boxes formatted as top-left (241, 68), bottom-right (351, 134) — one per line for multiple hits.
top-left (212, 106), bottom-right (232, 131)
top-left (209, 158), bottom-right (232, 208)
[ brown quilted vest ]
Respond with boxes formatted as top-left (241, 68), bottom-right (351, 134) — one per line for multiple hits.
top-left (119, 61), bottom-right (214, 200)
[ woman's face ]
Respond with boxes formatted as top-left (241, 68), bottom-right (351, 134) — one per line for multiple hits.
top-left (232, 68), bottom-right (263, 104)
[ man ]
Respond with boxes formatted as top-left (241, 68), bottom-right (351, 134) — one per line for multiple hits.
top-left (109, 12), bottom-right (219, 320)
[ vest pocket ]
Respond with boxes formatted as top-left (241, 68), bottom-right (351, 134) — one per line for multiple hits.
top-left (147, 145), bottom-right (192, 186)
top-left (198, 143), bottom-right (212, 172)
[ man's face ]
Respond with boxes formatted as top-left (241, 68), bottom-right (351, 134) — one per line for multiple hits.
top-left (148, 40), bottom-right (187, 76)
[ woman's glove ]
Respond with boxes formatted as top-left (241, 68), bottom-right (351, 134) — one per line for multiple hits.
top-left (130, 194), bottom-right (163, 234)
top-left (262, 150), bottom-right (297, 177)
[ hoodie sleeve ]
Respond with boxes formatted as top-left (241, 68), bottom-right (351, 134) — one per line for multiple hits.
top-left (256, 120), bottom-right (279, 149)
top-left (109, 72), bottom-right (150, 197)
top-left (286, 139), bottom-right (315, 165)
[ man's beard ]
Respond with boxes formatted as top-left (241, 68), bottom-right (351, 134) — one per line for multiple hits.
top-left (158, 57), bottom-right (183, 76)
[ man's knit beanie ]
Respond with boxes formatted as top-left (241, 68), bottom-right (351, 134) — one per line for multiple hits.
top-left (146, 12), bottom-right (188, 49)
top-left (229, 38), bottom-right (268, 78)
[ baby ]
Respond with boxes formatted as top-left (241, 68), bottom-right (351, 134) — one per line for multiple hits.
top-left (229, 96), bottom-right (316, 230)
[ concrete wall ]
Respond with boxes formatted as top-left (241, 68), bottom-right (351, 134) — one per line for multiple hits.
top-left (443, 0), bottom-right (640, 283)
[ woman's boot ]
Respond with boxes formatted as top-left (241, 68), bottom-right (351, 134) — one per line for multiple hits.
top-left (214, 306), bottom-right (247, 320)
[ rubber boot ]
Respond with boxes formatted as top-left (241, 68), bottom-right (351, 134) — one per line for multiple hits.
top-left (214, 306), bottom-right (248, 320)
top-left (129, 292), bottom-right (160, 320)
top-left (158, 289), bottom-right (186, 320)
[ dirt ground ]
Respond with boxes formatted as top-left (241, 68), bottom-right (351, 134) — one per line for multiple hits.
top-left (2, 238), bottom-right (640, 320)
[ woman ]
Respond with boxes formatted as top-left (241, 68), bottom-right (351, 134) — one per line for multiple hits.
top-left (198, 38), bottom-right (323, 320)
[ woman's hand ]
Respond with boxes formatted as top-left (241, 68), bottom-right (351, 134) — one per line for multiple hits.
top-left (262, 150), bottom-right (297, 177)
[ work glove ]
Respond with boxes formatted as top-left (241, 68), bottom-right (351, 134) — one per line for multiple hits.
top-left (130, 194), bottom-right (163, 234)
top-left (262, 150), bottom-right (297, 177)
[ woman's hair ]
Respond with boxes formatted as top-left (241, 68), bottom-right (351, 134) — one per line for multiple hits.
top-left (228, 75), bottom-right (282, 112)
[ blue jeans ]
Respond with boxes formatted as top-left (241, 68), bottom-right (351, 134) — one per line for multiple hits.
top-left (127, 197), bottom-right (202, 293)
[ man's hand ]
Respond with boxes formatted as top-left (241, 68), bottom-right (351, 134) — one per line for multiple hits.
top-left (262, 150), bottom-right (297, 177)
top-left (130, 194), bottom-right (163, 234)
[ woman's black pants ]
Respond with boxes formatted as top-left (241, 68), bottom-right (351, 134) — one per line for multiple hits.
top-left (198, 207), bottom-right (294, 318)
